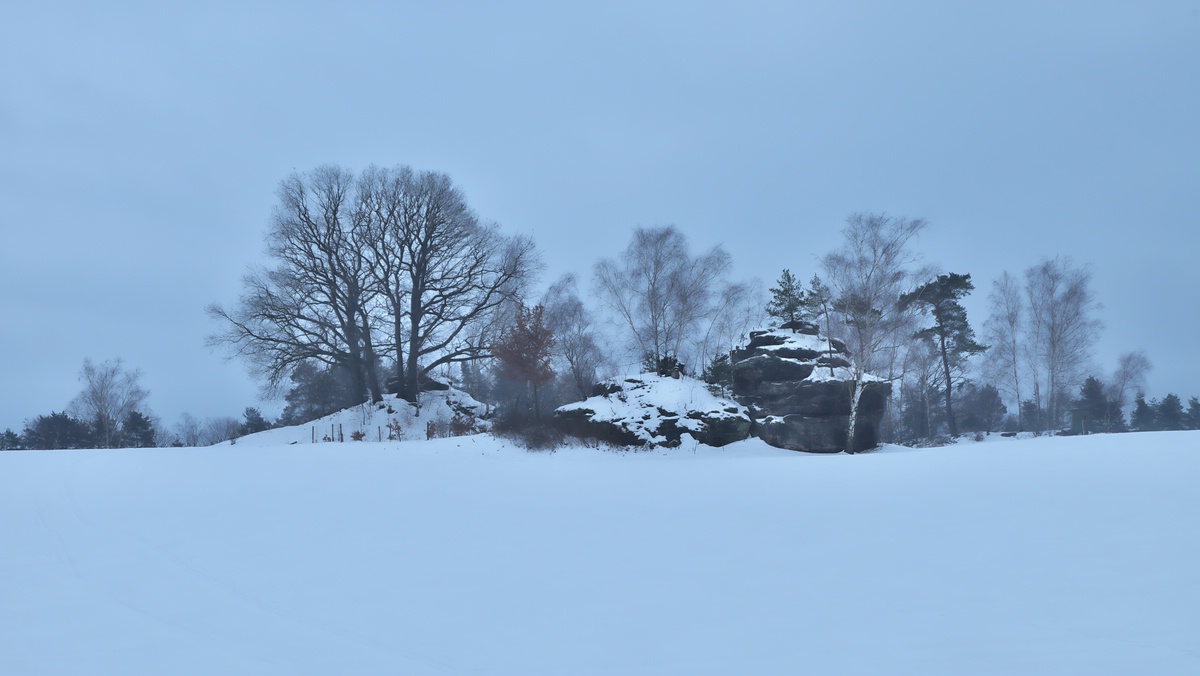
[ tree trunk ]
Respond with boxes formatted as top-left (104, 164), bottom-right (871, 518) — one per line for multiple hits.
top-left (403, 304), bottom-right (422, 406)
top-left (1011, 342), bottom-right (1023, 432)
top-left (361, 328), bottom-right (384, 404)
top-left (846, 376), bottom-right (864, 453)
top-left (939, 330), bottom-right (957, 436)
top-left (393, 310), bottom-right (406, 399)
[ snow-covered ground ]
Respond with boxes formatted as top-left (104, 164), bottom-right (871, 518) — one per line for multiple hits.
top-left (2, 430), bottom-right (1198, 675)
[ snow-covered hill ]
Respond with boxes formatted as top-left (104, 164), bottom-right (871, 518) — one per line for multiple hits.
top-left (236, 389), bottom-right (489, 447)
top-left (3, 430), bottom-right (1198, 675)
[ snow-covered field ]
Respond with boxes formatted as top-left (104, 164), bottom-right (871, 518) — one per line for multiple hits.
top-left (3, 430), bottom-right (1198, 675)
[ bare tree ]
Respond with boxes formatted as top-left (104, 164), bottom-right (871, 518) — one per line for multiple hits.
top-left (694, 279), bottom-right (766, 372)
top-left (210, 165), bottom-right (540, 410)
top-left (200, 416), bottom-right (243, 446)
top-left (70, 358), bottom-right (149, 448)
top-left (208, 165), bottom-right (383, 404)
top-left (175, 413), bottom-right (202, 447)
top-left (1109, 350), bottom-right (1151, 421)
top-left (1024, 257), bottom-right (1103, 430)
top-left (354, 165), bottom-right (415, 384)
top-left (542, 274), bottom-right (607, 400)
top-left (386, 170), bottom-right (539, 403)
top-left (983, 271), bottom-right (1025, 429)
top-left (897, 333), bottom-right (942, 439)
top-left (593, 225), bottom-right (732, 373)
top-left (821, 213), bottom-right (927, 452)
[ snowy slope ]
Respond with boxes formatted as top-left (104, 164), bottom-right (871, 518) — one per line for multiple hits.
top-left (2, 431), bottom-right (1199, 675)
top-left (235, 390), bottom-right (489, 447)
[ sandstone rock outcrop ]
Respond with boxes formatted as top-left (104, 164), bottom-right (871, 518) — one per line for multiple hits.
top-left (732, 321), bottom-right (889, 453)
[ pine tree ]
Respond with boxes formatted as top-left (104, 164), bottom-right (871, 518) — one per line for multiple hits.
top-left (766, 269), bottom-right (807, 325)
top-left (280, 362), bottom-right (357, 425)
top-left (1186, 396), bottom-right (1200, 431)
top-left (1075, 376), bottom-right (1122, 434)
top-left (1130, 393), bottom-right (1157, 431)
top-left (1156, 394), bottom-right (1185, 431)
top-left (899, 273), bottom-right (987, 436)
top-left (1, 428), bottom-right (22, 450)
top-left (121, 411), bottom-right (157, 448)
top-left (240, 407), bottom-right (272, 436)
top-left (701, 353), bottom-right (733, 396)
top-left (22, 412), bottom-right (93, 450)
top-left (958, 382), bottom-right (1007, 433)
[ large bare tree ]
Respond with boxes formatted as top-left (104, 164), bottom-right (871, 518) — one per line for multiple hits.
top-left (208, 166), bottom-right (384, 404)
top-left (381, 169), bottom-right (538, 403)
top-left (211, 165), bottom-right (537, 410)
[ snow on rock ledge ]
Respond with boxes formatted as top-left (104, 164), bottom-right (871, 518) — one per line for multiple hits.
top-left (555, 373), bottom-right (751, 448)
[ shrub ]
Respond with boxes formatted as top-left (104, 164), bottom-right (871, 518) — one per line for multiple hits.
top-left (492, 414), bottom-right (566, 451)
top-left (449, 411), bottom-right (478, 437)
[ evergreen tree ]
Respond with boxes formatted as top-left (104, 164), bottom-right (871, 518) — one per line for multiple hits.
top-left (239, 407), bottom-right (272, 436)
top-left (766, 269), bottom-right (807, 325)
top-left (22, 412), bottom-right (93, 450)
top-left (121, 410), bottom-right (157, 448)
top-left (1130, 393), bottom-right (1157, 432)
top-left (1, 428), bottom-right (22, 450)
top-left (1076, 376), bottom-right (1108, 434)
top-left (958, 382), bottom-right (1006, 433)
top-left (1186, 396), bottom-right (1200, 431)
top-left (279, 362), bottom-right (357, 425)
top-left (1074, 375), bottom-right (1124, 433)
top-left (899, 273), bottom-right (987, 436)
top-left (701, 352), bottom-right (734, 396)
top-left (1020, 400), bottom-right (1043, 432)
top-left (1156, 394), bottom-right (1185, 431)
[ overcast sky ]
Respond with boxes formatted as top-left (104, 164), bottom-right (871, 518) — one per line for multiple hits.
top-left (2, 1), bottom-right (1197, 431)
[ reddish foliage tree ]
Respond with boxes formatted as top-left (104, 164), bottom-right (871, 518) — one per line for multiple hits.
top-left (492, 304), bottom-right (556, 416)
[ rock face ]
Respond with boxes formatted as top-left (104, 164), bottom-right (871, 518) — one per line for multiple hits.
top-left (732, 321), bottom-right (890, 453)
top-left (555, 374), bottom-right (751, 448)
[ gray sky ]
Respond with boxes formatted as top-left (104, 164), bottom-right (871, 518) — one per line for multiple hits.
top-left (3, 1), bottom-right (1198, 431)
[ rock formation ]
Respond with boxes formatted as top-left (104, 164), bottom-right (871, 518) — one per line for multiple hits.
top-left (555, 374), bottom-right (751, 448)
top-left (553, 322), bottom-right (890, 453)
top-left (732, 321), bottom-right (890, 453)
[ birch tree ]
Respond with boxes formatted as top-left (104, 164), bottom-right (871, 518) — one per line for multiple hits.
top-left (594, 225), bottom-right (732, 374)
top-left (1023, 257), bottom-right (1102, 430)
top-left (983, 271), bottom-right (1025, 429)
top-left (821, 212), bottom-right (926, 452)
top-left (70, 357), bottom-right (149, 448)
